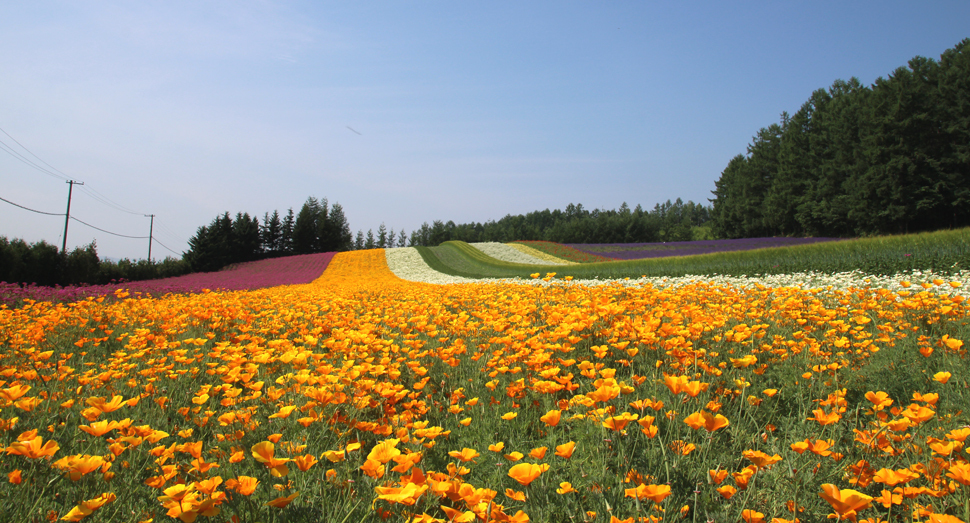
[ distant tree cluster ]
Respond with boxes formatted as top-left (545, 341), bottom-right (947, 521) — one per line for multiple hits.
top-left (711, 38), bottom-right (970, 239)
top-left (184, 197), bottom-right (352, 272)
top-left (401, 199), bottom-right (711, 247)
top-left (353, 223), bottom-right (409, 250)
top-left (0, 237), bottom-right (188, 287)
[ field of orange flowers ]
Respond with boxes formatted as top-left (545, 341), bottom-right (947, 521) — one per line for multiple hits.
top-left (2, 248), bottom-right (970, 522)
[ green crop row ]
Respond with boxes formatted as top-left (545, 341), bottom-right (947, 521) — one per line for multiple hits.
top-left (418, 228), bottom-right (970, 279)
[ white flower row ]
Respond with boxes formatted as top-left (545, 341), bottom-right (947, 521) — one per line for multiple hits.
top-left (468, 242), bottom-right (568, 266)
top-left (385, 247), bottom-right (489, 284)
top-left (385, 247), bottom-right (970, 297)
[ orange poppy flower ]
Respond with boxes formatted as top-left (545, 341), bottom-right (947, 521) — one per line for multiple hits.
top-left (60, 493), bottom-right (116, 522)
top-left (507, 463), bottom-right (549, 486)
top-left (683, 411), bottom-right (729, 432)
top-left (557, 482), bottom-right (576, 494)
top-left (540, 410), bottom-right (562, 427)
top-left (53, 454), bottom-right (109, 481)
top-left (268, 405), bottom-right (297, 419)
top-left (808, 409), bottom-right (841, 426)
top-left (440, 506), bottom-right (476, 523)
top-left (624, 483), bottom-right (671, 503)
top-left (86, 395), bottom-right (126, 414)
top-left (742, 450), bottom-right (781, 470)
top-left (872, 468), bottom-right (919, 487)
top-left (367, 439), bottom-right (402, 464)
top-left (78, 420), bottom-right (119, 437)
top-left (555, 442), bottom-right (576, 459)
top-left (902, 405), bottom-right (935, 424)
top-left (360, 459), bottom-right (385, 479)
top-left (732, 465), bottom-right (757, 490)
top-left (251, 441), bottom-right (291, 477)
top-left (716, 485), bottom-right (736, 499)
top-left (375, 483), bottom-right (428, 506)
top-left (5, 435), bottom-right (60, 459)
top-left (602, 412), bottom-right (638, 431)
top-left (818, 484), bottom-right (873, 522)
top-left (504, 452), bottom-right (524, 461)
top-left (226, 476), bottom-right (259, 495)
top-left (505, 488), bottom-right (526, 501)
top-left (709, 469), bottom-right (728, 485)
top-left (293, 454), bottom-right (318, 472)
top-left (448, 448), bottom-right (480, 462)
top-left (265, 492), bottom-right (299, 508)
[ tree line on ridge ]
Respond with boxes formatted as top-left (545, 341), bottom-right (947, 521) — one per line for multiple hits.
top-left (710, 38), bottom-right (970, 238)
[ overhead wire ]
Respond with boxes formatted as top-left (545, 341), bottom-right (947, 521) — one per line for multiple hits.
top-left (151, 238), bottom-right (182, 257)
top-left (2, 193), bottom-right (153, 240)
top-left (154, 220), bottom-right (187, 244)
top-left (1, 125), bottom-right (189, 254)
top-left (79, 185), bottom-right (145, 216)
top-left (70, 217), bottom-right (149, 239)
top-left (0, 125), bottom-right (72, 180)
top-left (0, 195), bottom-right (65, 216)
top-left (0, 138), bottom-right (70, 180)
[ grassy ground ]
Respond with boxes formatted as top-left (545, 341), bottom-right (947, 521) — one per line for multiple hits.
top-left (3, 249), bottom-right (970, 522)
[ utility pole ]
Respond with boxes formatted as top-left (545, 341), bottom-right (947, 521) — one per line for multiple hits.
top-left (146, 214), bottom-right (155, 262)
top-left (62, 180), bottom-right (83, 254)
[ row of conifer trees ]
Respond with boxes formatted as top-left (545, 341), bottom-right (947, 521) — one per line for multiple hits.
top-left (710, 38), bottom-right (970, 238)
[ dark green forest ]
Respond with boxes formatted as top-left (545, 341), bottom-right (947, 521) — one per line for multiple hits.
top-left (183, 196), bottom-right (353, 273)
top-left (403, 199), bottom-right (712, 247)
top-left (0, 236), bottom-right (189, 287)
top-left (710, 38), bottom-right (970, 238)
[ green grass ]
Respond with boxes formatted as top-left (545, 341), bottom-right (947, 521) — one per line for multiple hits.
top-left (421, 229), bottom-right (970, 279)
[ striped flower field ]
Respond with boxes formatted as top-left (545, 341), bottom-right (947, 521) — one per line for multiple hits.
top-left (2, 246), bottom-right (970, 522)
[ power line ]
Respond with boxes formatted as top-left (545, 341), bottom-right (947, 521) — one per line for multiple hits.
top-left (0, 125), bottom-right (72, 180)
top-left (70, 216), bottom-right (149, 239)
top-left (0, 125), bottom-right (143, 217)
top-left (0, 138), bottom-right (70, 181)
top-left (0, 194), bottom-right (65, 216)
top-left (79, 185), bottom-right (144, 216)
top-left (152, 237), bottom-right (181, 257)
top-left (0, 126), bottom-right (189, 254)
top-left (3, 193), bottom-right (185, 257)
top-left (1, 193), bottom-right (150, 240)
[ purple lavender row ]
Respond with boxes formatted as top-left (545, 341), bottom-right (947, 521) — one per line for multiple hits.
top-left (565, 237), bottom-right (841, 260)
top-left (0, 252), bottom-right (336, 307)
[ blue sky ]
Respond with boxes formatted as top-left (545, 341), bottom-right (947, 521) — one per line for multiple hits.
top-left (1, 1), bottom-right (968, 260)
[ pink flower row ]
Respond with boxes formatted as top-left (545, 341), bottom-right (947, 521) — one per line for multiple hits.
top-left (1, 252), bottom-right (336, 307)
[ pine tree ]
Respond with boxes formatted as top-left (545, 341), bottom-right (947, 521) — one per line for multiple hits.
top-left (377, 223), bottom-right (388, 248)
top-left (281, 208), bottom-right (295, 253)
top-left (314, 198), bottom-right (330, 252)
top-left (326, 203), bottom-right (353, 251)
top-left (261, 210), bottom-right (283, 254)
top-left (292, 198), bottom-right (320, 254)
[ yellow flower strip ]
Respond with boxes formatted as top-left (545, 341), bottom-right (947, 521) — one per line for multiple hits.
top-left (505, 242), bottom-right (579, 265)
